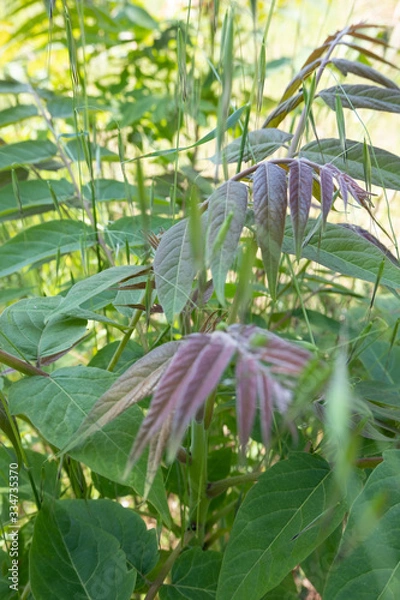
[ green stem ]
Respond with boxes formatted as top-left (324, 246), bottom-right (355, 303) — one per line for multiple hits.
top-left (188, 420), bottom-right (210, 545)
top-left (107, 308), bottom-right (143, 372)
top-left (207, 471), bottom-right (261, 499)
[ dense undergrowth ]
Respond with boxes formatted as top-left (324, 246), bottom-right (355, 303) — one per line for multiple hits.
top-left (1, 1), bottom-right (400, 599)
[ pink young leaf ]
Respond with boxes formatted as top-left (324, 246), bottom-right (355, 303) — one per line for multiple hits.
top-left (235, 354), bottom-right (258, 450)
top-left (253, 162), bottom-right (288, 299)
top-left (320, 165), bottom-right (335, 225)
top-left (129, 334), bottom-right (211, 463)
top-left (257, 370), bottom-right (274, 445)
top-left (168, 332), bottom-right (237, 459)
top-left (289, 160), bottom-right (314, 259)
top-left (62, 341), bottom-right (180, 454)
top-left (142, 413), bottom-right (174, 498)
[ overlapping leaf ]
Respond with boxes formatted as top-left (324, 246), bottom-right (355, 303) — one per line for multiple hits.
top-left (319, 85), bottom-right (400, 114)
top-left (300, 139), bottom-right (400, 191)
top-left (253, 162), bottom-right (287, 299)
top-left (154, 218), bottom-right (198, 322)
top-left (211, 129), bottom-right (292, 164)
top-left (330, 58), bottom-right (399, 90)
top-left (0, 178), bottom-right (75, 221)
top-left (288, 160), bottom-right (314, 258)
top-left (206, 181), bottom-right (248, 304)
top-left (0, 140), bottom-right (57, 170)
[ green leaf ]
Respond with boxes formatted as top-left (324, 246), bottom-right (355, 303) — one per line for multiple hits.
top-left (30, 499), bottom-right (136, 600)
top-left (319, 85), bottom-right (400, 114)
top-left (206, 181), bottom-right (248, 304)
top-left (0, 178), bottom-right (75, 221)
top-left (65, 139), bottom-right (118, 162)
top-left (82, 178), bottom-right (137, 202)
top-left (324, 449), bottom-right (400, 599)
top-left (51, 499), bottom-right (158, 584)
top-left (88, 340), bottom-right (144, 375)
top-left (154, 218), bottom-right (197, 322)
top-left (0, 140), bottom-right (57, 170)
top-left (282, 220), bottom-right (400, 289)
top-left (216, 453), bottom-right (362, 600)
top-left (211, 129), bottom-right (292, 164)
top-left (0, 220), bottom-right (95, 277)
top-left (47, 265), bottom-right (149, 319)
top-left (8, 367), bottom-right (171, 523)
top-left (330, 58), bottom-right (399, 90)
top-left (300, 138), bottom-right (400, 191)
top-left (160, 548), bottom-right (222, 600)
top-left (0, 104), bottom-right (38, 127)
top-left (105, 215), bottom-right (173, 250)
top-left (0, 297), bottom-right (87, 363)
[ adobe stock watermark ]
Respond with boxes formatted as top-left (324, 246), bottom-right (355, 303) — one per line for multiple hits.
top-left (7, 462), bottom-right (19, 593)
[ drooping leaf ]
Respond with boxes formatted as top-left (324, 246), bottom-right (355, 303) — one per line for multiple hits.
top-left (319, 84), bottom-right (400, 114)
top-left (324, 449), bottom-right (400, 599)
top-left (253, 162), bottom-right (288, 299)
top-left (0, 297), bottom-right (87, 364)
top-left (30, 499), bottom-right (136, 600)
top-left (0, 104), bottom-right (38, 127)
top-left (320, 165), bottom-right (335, 225)
top-left (0, 178), bottom-right (75, 221)
top-left (47, 265), bottom-right (149, 319)
top-left (0, 140), bottom-right (57, 170)
top-left (8, 367), bottom-right (170, 523)
top-left (160, 547), bottom-right (222, 600)
top-left (300, 138), bottom-right (400, 191)
top-left (282, 219), bottom-right (400, 289)
top-left (206, 181), bottom-right (248, 304)
top-left (64, 342), bottom-right (180, 453)
top-left (211, 129), bottom-right (292, 164)
top-left (0, 220), bottom-right (95, 277)
top-left (216, 453), bottom-right (362, 600)
top-left (236, 355), bottom-right (258, 450)
top-left (262, 92), bottom-right (304, 128)
top-left (330, 58), bottom-right (399, 90)
top-left (281, 58), bottom-right (322, 102)
top-left (128, 335), bottom-right (215, 464)
top-left (154, 218), bottom-right (198, 322)
top-left (288, 160), bottom-right (314, 259)
top-left (82, 178), bottom-right (137, 202)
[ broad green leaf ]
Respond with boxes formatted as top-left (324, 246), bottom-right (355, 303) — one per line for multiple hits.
top-left (331, 58), bottom-right (399, 90)
top-left (211, 129), bottom-right (292, 164)
top-left (8, 367), bottom-right (170, 524)
top-left (154, 218), bottom-right (197, 322)
top-left (0, 178), bottom-right (75, 221)
top-left (206, 181), bottom-right (248, 304)
top-left (105, 215), bottom-right (173, 250)
top-left (0, 104), bottom-right (38, 127)
top-left (300, 138), bottom-right (400, 191)
top-left (357, 340), bottom-right (400, 386)
top-left (50, 499), bottom-right (159, 584)
top-left (300, 526), bottom-right (343, 596)
top-left (319, 85), bottom-right (400, 114)
top-left (47, 265), bottom-right (149, 319)
top-left (216, 453), bottom-right (362, 600)
top-left (30, 499), bottom-right (136, 600)
top-left (324, 449), bottom-right (400, 599)
top-left (0, 297), bottom-right (87, 363)
top-left (0, 220), bottom-right (95, 277)
top-left (82, 178), bottom-right (137, 202)
top-left (282, 220), bottom-right (400, 289)
top-left (120, 4), bottom-right (159, 30)
top-left (0, 140), bottom-right (57, 171)
top-left (46, 95), bottom-right (109, 119)
top-left (354, 380), bottom-right (400, 408)
top-left (65, 139), bottom-right (118, 162)
top-left (253, 162), bottom-right (287, 299)
top-left (160, 547), bottom-right (222, 600)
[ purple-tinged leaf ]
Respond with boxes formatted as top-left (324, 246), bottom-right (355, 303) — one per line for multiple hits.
top-left (207, 181), bottom-right (248, 305)
top-left (129, 335), bottom-right (211, 463)
top-left (289, 160), bottom-right (314, 259)
top-left (253, 162), bottom-right (288, 299)
top-left (320, 165), bottom-right (335, 225)
top-left (143, 413), bottom-right (174, 498)
top-left (257, 371), bottom-right (273, 445)
top-left (168, 332), bottom-right (237, 458)
top-left (62, 342), bottom-right (179, 454)
top-left (154, 218), bottom-right (197, 322)
top-left (236, 355), bottom-right (258, 451)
